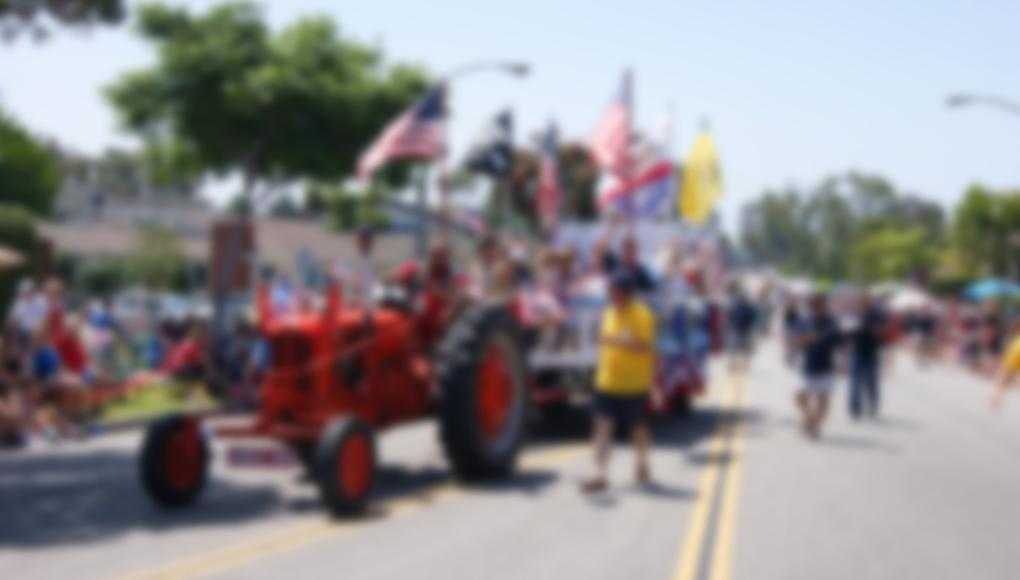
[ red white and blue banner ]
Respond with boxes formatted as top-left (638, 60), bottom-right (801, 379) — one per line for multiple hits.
top-left (597, 158), bottom-right (676, 219)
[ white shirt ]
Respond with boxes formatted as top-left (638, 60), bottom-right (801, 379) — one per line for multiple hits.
top-left (10, 293), bottom-right (48, 334)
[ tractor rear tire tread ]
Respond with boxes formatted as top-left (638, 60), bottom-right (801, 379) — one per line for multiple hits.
top-left (437, 304), bottom-right (527, 480)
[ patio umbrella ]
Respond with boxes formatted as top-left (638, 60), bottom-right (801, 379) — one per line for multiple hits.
top-left (0, 245), bottom-right (24, 271)
top-left (964, 278), bottom-right (1020, 301)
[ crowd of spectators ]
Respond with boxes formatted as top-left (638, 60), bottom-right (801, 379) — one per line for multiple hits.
top-left (0, 277), bottom-right (243, 448)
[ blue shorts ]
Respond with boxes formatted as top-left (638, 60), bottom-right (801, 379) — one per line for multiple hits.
top-left (592, 392), bottom-right (649, 428)
top-left (32, 347), bottom-right (60, 381)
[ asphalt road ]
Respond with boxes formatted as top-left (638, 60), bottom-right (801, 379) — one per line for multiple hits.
top-left (4, 338), bottom-right (1020, 580)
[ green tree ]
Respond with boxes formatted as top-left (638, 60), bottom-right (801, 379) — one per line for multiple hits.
top-left (952, 185), bottom-right (1020, 279)
top-left (740, 171), bottom-right (950, 281)
top-left (802, 183), bottom-right (856, 279)
top-left (740, 188), bottom-right (815, 273)
top-left (890, 194), bottom-right (945, 243)
top-left (0, 0), bottom-right (124, 40)
top-left (105, 2), bottom-right (429, 207)
top-left (0, 108), bottom-right (60, 215)
top-left (140, 136), bottom-right (203, 197)
top-left (304, 182), bottom-right (391, 232)
top-left (849, 226), bottom-right (935, 283)
top-left (0, 204), bottom-right (41, 316)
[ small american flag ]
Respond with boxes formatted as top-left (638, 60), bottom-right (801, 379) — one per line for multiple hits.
top-left (537, 122), bottom-right (563, 231)
top-left (589, 70), bottom-right (633, 177)
top-left (357, 84), bottom-right (447, 180)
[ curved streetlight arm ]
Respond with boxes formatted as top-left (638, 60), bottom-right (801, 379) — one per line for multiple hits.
top-left (413, 59), bottom-right (529, 256)
top-left (946, 93), bottom-right (1020, 116)
top-left (444, 60), bottom-right (530, 81)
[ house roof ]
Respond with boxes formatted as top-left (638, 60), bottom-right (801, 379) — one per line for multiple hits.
top-left (40, 217), bottom-right (475, 278)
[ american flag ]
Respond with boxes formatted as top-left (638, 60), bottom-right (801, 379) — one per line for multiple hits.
top-left (589, 70), bottom-right (634, 177)
top-left (464, 109), bottom-right (514, 178)
top-left (537, 122), bottom-right (563, 231)
top-left (357, 84), bottom-right (447, 180)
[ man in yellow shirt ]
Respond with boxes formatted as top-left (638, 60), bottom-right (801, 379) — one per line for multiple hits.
top-left (991, 320), bottom-right (1020, 409)
top-left (583, 273), bottom-right (659, 493)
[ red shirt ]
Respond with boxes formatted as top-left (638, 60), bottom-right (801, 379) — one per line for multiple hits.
top-left (56, 332), bottom-right (88, 374)
top-left (162, 339), bottom-right (204, 374)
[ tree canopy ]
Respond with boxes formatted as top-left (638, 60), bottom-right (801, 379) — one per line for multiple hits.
top-left (105, 2), bottom-right (430, 197)
top-left (0, 108), bottom-right (60, 216)
top-left (951, 185), bottom-right (1020, 279)
top-left (0, 203), bottom-right (41, 315)
top-left (849, 226), bottom-right (935, 283)
top-left (740, 171), bottom-right (946, 283)
top-left (0, 0), bottom-right (124, 40)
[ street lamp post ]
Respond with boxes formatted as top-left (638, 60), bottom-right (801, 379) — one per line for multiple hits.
top-left (413, 60), bottom-right (529, 257)
top-left (947, 93), bottom-right (1020, 282)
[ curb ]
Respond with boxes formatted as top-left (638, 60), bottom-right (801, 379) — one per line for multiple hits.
top-left (96, 407), bottom-right (241, 434)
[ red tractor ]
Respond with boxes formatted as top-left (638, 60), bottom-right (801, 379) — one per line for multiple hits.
top-left (139, 284), bottom-right (528, 516)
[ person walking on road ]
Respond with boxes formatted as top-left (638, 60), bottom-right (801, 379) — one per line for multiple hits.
top-left (914, 305), bottom-right (939, 367)
top-left (796, 293), bottom-right (842, 439)
top-left (727, 284), bottom-right (757, 372)
top-left (849, 292), bottom-right (886, 419)
top-left (782, 297), bottom-right (803, 367)
top-left (582, 273), bottom-right (659, 493)
top-left (990, 320), bottom-right (1020, 409)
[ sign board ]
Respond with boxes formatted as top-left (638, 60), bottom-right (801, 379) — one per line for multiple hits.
top-left (210, 220), bottom-right (254, 296)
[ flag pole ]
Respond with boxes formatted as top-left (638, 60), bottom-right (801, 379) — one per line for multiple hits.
top-left (415, 163), bottom-right (429, 260)
top-left (624, 67), bottom-right (636, 238)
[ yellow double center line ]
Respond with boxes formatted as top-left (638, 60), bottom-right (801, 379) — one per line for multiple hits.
top-left (674, 373), bottom-right (748, 580)
top-left (118, 442), bottom-right (587, 580)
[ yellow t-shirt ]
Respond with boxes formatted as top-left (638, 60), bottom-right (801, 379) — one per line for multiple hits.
top-left (595, 300), bottom-right (656, 395)
top-left (1002, 335), bottom-right (1020, 373)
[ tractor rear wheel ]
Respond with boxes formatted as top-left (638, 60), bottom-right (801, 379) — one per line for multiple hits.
top-left (437, 304), bottom-right (527, 480)
top-left (140, 415), bottom-right (209, 508)
top-left (315, 417), bottom-right (376, 516)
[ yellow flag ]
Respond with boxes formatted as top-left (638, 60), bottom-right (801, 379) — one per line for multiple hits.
top-left (679, 132), bottom-right (723, 224)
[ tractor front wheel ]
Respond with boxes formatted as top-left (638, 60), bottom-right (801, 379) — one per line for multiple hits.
top-left (315, 417), bottom-right (376, 516)
top-left (140, 415), bottom-right (209, 508)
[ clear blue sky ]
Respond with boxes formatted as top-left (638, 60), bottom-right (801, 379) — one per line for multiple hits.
top-left (2, 0), bottom-right (1019, 231)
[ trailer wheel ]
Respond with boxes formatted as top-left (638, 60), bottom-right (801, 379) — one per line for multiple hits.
top-left (140, 415), bottom-right (209, 508)
top-left (315, 417), bottom-right (375, 516)
top-left (438, 305), bottom-right (527, 480)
